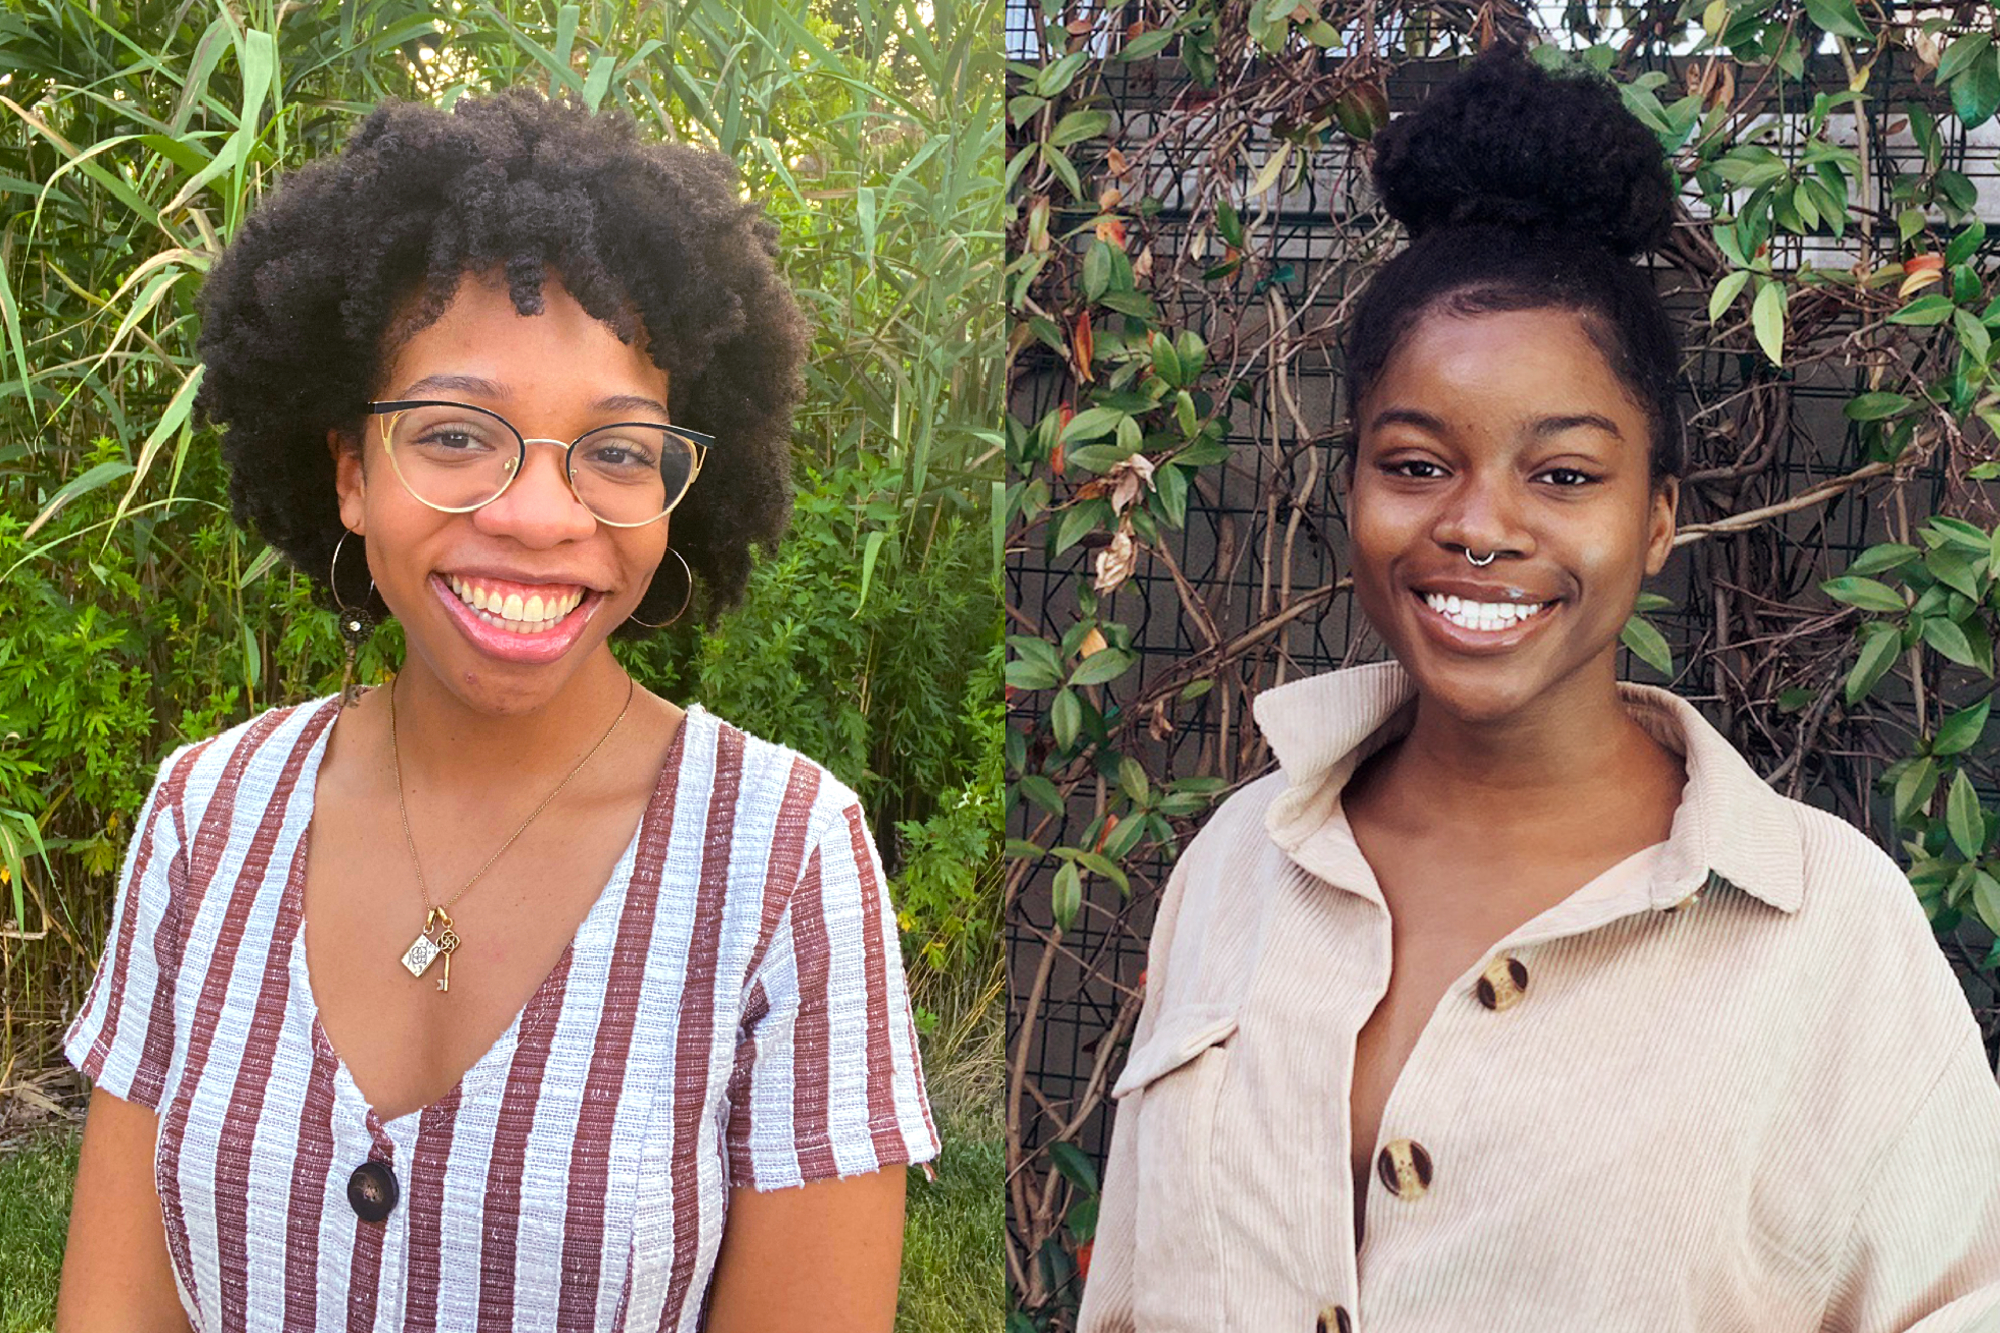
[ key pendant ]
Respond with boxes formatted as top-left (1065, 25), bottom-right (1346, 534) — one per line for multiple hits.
top-left (434, 919), bottom-right (461, 994)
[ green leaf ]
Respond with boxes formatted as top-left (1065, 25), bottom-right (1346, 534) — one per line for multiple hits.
top-left (1957, 306), bottom-right (1994, 363)
top-left (1935, 697), bottom-right (1992, 755)
top-left (1972, 871), bottom-right (2000, 934)
top-left (1948, 220), bottom-right (1990, 266)
top-left (22, 460), bottom-right (135, 541)
top-left (1006, 658), bottom-right (1062, 692)
top-left (1620, 614), bottom-right (1674, 676)
top-left (1708, 270), bottom-right (1751, 323)
top-left (1062, 407), bottom-right (1126, 443)
top-left (1215, 199), bottom-right (1243, 247)
top-left (1050, 688), bottom-right (1082, 748)
top-left (1888, 293), bottom-right (1956, 326)
top-left (1049, 109), bottom-right (1113, 148)
top-left (1069, 648), bottom-right (1136, 687)
top-left (1054, 502), bottom-right (1105, 555)
top-left (1843, 392), bottom-right (1913, 421)
top-left (1016, 774), bottom-right (1063, 817)
top-left (1803, 0), bottom-right (1870, 38)
top-left (1751, 280), bottom-right (1787, 365)
top-left (1939, 33), bottom-right (1993, 85)
top-left (1925, 548), bottom-right (1983, 601)
top-left (1822, 575), bottom-right (1907, 612)
top-left (1118, 755), bottom-right (1151, 805)
top-left (1952, 54), bottom-right (2000, 131)
top-left (1895, 755), bottom-right (1939, 822)
top-left (1049, 1140), bottom-right (1100, 1194)
top-left (1040, 143), bottom-right (1082, 200)
top-left (1922, 615), bottom-right (1982, 668)
top-left (1074, 850), bottom-right (1130, 895)
top-left (1052, 859), bottom-right (1082, 930)
top-left (1846, 623), bottom-right (1902, 702)
top-left (1154, 461), bottom-right (1189, 527)
top-left (1947, 769), bottom-right (1986, 859)
top-left (1847, 542), bottom-right (1920, 575)
top-left (1082, 242), bottom-right (1113, 302)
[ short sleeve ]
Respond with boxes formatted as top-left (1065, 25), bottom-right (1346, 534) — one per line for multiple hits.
top-left (725, 798), bottom-right (940, 1190)
top-left (64, 745), bottom-right (196, 1110)
top-left (1819, 1028), bottom-right (2000, 1333)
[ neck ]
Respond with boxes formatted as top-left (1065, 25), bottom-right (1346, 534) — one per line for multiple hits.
top-left (1379, 654), bottom-right (1656, 831)
top-left (382, 646), bottom-right (633, 788)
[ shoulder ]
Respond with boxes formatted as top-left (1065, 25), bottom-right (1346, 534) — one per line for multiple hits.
top-left (149, 696), bottom-right (340, 833)
top-left (1769, 790), bottom-right (1983, 1066)
top-left (1177, 771), bottom-right (1292, 879)
top-left (684, 706), bottom-right (867, 846)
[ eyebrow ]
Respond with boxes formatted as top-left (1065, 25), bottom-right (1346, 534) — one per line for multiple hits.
top-left (392, 376), bottom-right (671, 421)
top-left (1366, 406), bottom-right (1624, 441)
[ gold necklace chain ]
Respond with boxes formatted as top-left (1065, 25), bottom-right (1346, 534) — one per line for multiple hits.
top-left (388, 673), bottom-right (635, 992)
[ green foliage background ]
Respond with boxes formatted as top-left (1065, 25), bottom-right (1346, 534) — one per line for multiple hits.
top-left (0, 0), bottom-right (1003, 1139)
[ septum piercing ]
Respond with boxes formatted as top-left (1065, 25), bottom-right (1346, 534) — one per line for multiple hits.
top-left (1466, 549), bottom-right (1497, 566)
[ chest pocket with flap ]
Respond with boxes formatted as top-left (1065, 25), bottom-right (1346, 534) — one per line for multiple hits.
top-left (1112, 1004), bottom-right (1239, 1327)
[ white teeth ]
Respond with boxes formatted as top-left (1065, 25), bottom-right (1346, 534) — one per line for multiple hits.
top-left (444, 577), bottom-right (587, 631)
top-left (1423, 592), bottom-right (1548, 632)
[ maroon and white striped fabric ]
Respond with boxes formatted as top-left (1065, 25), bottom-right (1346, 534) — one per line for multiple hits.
top-left (67, 695), bottom-right (939, 1332)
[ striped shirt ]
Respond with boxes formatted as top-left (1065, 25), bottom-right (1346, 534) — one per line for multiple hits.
top-left (1078, 661), bottom-right (2000, 1333)
top-left (66, 695), bottom-right (938, 1332)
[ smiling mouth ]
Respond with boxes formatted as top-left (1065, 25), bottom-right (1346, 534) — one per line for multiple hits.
top-left (1419, 590), bottom-right (1552, 633)
top-left (444, 574), bottom-right (588, 635)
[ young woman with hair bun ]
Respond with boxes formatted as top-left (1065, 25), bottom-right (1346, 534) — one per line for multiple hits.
top-left (1079, 50), bottom-right (2000, 1333)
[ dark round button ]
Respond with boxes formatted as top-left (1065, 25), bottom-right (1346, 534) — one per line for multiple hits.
top-left (347, 1160), bottom-right (399, 1223)
top-left (1376, 1138), bottom-right (1433, 1199)
top-left (1475, 955), bottom-right (1530, 1010)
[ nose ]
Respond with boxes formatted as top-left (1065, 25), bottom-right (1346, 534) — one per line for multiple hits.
top-left (1433, 469), bottom-right (1534, 562)
top-left (471, 437), bottom-right (598, 547)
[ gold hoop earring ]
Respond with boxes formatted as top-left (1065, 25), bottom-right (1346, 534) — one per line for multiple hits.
top-left (330, 529), bottom-right (378, 705)
top-left (626, 548), bottom-right (694, 629)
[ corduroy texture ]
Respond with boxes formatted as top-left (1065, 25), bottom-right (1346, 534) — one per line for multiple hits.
top-left (66, 697), bottom-right (937, 1332)
top-left (1078, 660), bottom-right (2000, 1333)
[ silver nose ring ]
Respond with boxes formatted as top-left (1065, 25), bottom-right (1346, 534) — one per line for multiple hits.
top-left (1466, 549), bottom-right (1497, 566)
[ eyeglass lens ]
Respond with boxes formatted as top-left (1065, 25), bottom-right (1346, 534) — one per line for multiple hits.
top-left (380, 403), bottom-right (697, 525)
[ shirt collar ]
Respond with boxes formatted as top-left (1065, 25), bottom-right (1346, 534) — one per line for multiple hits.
top-left (1250, 660), bottom-right (1804, 914)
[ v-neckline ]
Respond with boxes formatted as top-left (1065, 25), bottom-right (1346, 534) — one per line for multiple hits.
top-left (286, 694), bottom-right (702, 1129)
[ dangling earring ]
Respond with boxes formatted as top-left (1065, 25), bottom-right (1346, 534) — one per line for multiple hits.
top-left (626, 548), bottom-right (695, 630)
top-left (330, 529), bottom-right (377, 706)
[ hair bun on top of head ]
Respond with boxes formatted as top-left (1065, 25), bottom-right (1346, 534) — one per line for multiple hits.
top-left (1369, 47), bottom-right (1675, 260)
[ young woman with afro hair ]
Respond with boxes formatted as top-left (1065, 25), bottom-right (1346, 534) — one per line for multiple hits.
top-left (1078, 50), bottom-right (2000, 1333)
top-left (57, 90), bottom-right (936, 1333)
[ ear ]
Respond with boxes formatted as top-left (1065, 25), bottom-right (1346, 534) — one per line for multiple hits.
top-left (330, 429), bottom-right (367, 535)
top-left (1642, 476), bottom-right (1679, 577)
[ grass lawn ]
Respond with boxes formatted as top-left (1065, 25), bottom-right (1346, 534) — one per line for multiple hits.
top-left (0, 1108), bottom-right (997, 1333)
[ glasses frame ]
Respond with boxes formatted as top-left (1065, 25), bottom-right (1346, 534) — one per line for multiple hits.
top-left (364, 399), bottom-right (713, 529)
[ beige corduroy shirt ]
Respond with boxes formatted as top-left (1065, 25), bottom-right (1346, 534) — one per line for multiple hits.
top-left (1077, 661), bottom-right (2000, 1333)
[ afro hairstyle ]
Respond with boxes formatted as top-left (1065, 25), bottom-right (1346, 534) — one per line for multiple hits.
top-left (195, 88), bottom-right (808, 633)
top-left (1344, 48), bottom-right (1686, 484)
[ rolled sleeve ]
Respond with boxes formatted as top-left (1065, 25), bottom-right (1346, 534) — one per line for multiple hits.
top-left (1820, 1029), bottom-right (2000, 1333)
top-left (64, 746), bottom-right (195, 1110)
top-left (725, 799), bottom-right (939, 1190)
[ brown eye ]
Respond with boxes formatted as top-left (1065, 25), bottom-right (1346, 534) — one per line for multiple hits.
top-left (1540, 467), bottom-right (1598, 487)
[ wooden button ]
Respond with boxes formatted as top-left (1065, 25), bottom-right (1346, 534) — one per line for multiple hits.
top-left (1376, 1138), bottom-right (1432, 1200)
top-left (1316, 1306), bottom-right (1353, 1333)
top-left (1474, 955), bottom-right (1529, 1010)
top-left (347, 1160), bottom-right (399, 1223)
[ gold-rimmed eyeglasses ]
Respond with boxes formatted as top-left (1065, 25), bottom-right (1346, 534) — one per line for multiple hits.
top-left (365, 399), bottom-right (711, 528)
